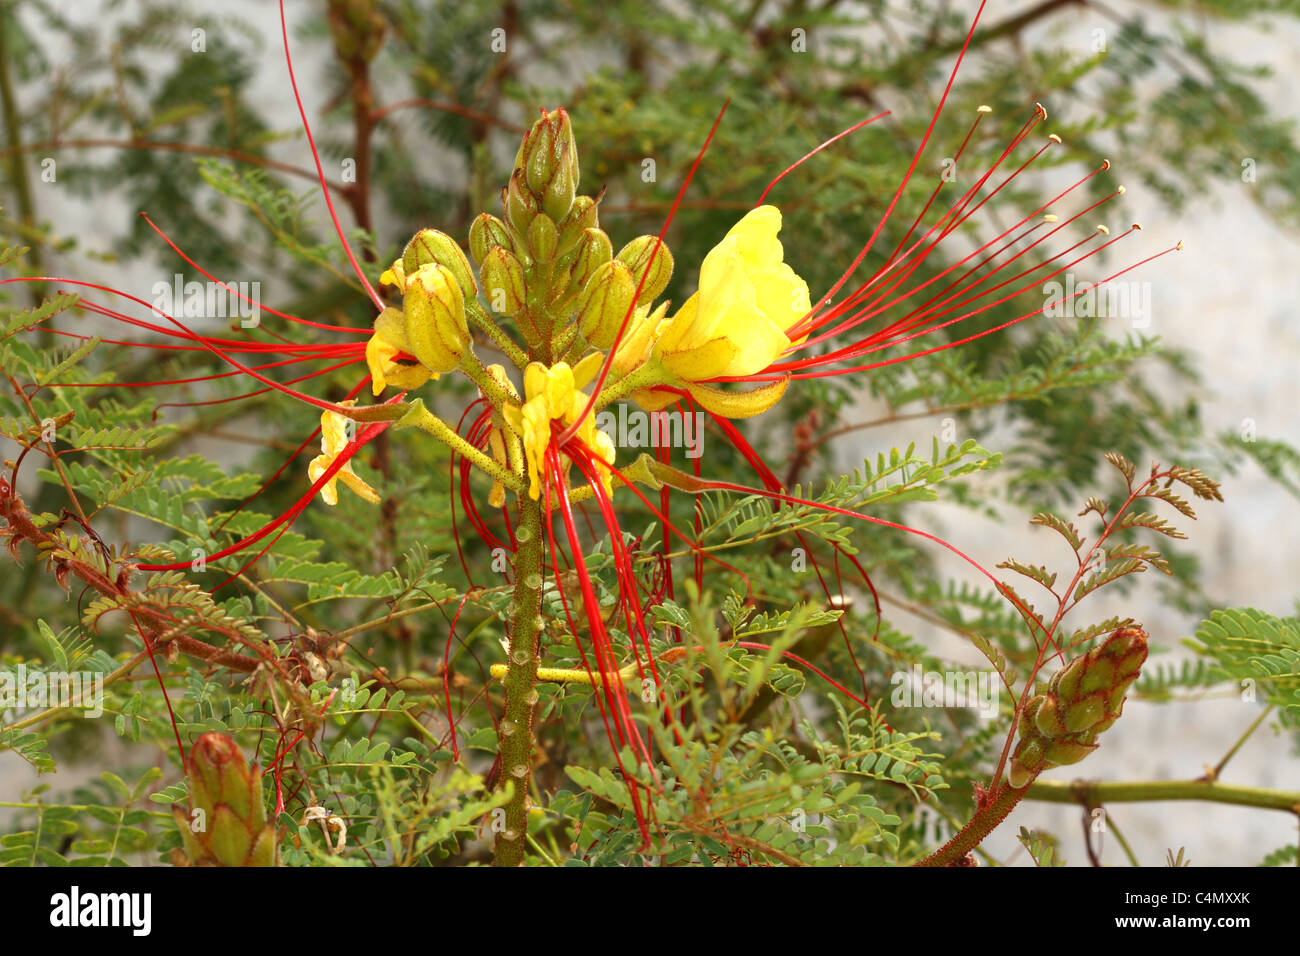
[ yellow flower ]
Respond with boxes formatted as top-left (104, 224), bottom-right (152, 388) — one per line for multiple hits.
top-left (308, 403), bottom-right (380, 506)
top-left (655, 204), bottom-right (810, 381)
top-left (365, 307), bottom-right (434, 396)
top-left (501, 358), bottom-right (616, 501)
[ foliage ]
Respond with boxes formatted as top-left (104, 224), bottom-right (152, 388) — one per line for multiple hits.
top-left (1, 0), bottom-right (1298, 867)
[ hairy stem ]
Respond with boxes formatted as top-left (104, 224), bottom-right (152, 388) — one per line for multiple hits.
top-left (916, 783), bottom-right (1030, 866)
top-left (493, 496), bottom-right (544, 866)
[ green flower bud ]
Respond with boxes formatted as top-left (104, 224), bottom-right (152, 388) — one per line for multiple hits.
top-left (404, 263), bottom-right (470, 373)
top-left (403, 229), bottom-right (477, 298)
top-left (557, 195), bottom-right (600, 255)
top-left (1007, 626), bottom-right (1149, 789)
top-left (470, 213), bottom-right (516, 263)
top-left (171, 733), bottom-right (277, 867)
top-left (617, 235), bottom-right (674, 304)
top-left (1007, 738), bottom-right (1043, 790)
top-left (526, 213), bottom-right (559, 263)
top-left (516, 108), bottom-right (579, 222)
top-left (1042, 737), bottom-right (1098, 767)
top-left (571, 228), bottom-right (613, 288)
top-left (577, 259), bottom-right (637, 349)
top-left (479, 247), bottom-right (527, 317)
top-left (1064, 696), bottom-right (1106, 734)
top-left (505, 169), bottom-right (540, 237)
top-left (1033, 696), bottom-right (1066, 737)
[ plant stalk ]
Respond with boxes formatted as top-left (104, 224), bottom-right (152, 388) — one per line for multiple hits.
top-left (492, 496), bottom-right (545, 866)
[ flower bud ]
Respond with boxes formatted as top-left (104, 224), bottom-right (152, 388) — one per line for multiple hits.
top-left (470, 212), bottom-right (517, 263)
top-left (571, 228), bottom-right (613, 288)
top-left (171, 733), bottom-right (277, 867)
top-left (557, 195), bottom-right (599, 255)
top-left (517, 108), bottom-right (579, 222)
top-left (526, 213), bottom-right (559, 263)
top-left (505, 169), bottom-right (541, 237)
top-left (1007, 626), bottom-right (1148, 789)
top-left (577, 259), bottom-right (637, 349)
top-left (366, 306), bottom-right (435, 395)
top-left (479, 246), bottom-right (527, 317)
top-left (617, 236), bottom-right (674, 304)
top-left (403, 228), bottom-right (477, 298)
top-left (403, 262), bottom-right (470, 373)
top-left (327, 0), bottom-right (386, 64)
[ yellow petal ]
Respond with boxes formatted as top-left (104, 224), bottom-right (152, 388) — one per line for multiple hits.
top-left (687, 377), bottom-right (790, 419)
top-left (365, 334), bottom-right (395, 396)
top-left (338, 468), bottom-right (381, 504)
top-left (630, 387), bottom-right (680, 413)
top-left (659, 336), bottom-right (737, 382)
top-left (571, 351), bottom-right (605, 391)
top-left (309, 454), bottom-right (339, 506)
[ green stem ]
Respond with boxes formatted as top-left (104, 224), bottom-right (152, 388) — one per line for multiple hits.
top-left (467, 301), bottom-right (528, 369)
top-left (493, 496), bottom-right (545, 866)
top-left (1211, 705), bottom-right (1273, 779)
top-left (395, 399), bottom-right (521, 492)
top-left (594, 362), bottom-right (668, 410)
top-left (1023, 777), bottom-right (1300, 814)
top-left (461, 350), bottom-right (518, 408)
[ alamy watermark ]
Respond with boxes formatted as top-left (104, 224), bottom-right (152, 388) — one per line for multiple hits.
top-left (890, 665), bottom-right (999, 719)
top-left (596, 403), bottom-right (704, 459)
top-left (151, 274), bottom-right (262, 328)
top-left (1042, 273), bottom-right (1152, 328)
top-left (0, 664), bottom-right (104, 718)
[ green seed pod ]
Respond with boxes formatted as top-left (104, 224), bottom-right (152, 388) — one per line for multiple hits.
top-left (402, 229), bottom-right (477, 298)
top-left (470, 213), bottom-right (516, 263)
top-left (403, 262), bottom-right (470, 373)
top-left (617, 235), bottom-right (674, 304)
top-left (577, 259), bottom-right (637, 349)
top-left (479, 246), bottom-right (527, 317)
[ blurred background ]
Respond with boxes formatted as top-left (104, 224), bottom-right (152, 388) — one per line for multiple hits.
top-left (2, 0), bottom-right (1297, 865)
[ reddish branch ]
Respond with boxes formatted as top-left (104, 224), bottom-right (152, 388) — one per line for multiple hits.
top-left (1, 482), bottom-right (263, 674)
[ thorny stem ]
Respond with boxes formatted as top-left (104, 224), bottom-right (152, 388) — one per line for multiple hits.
top-left (493, 496), bottom-right (544, 866)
